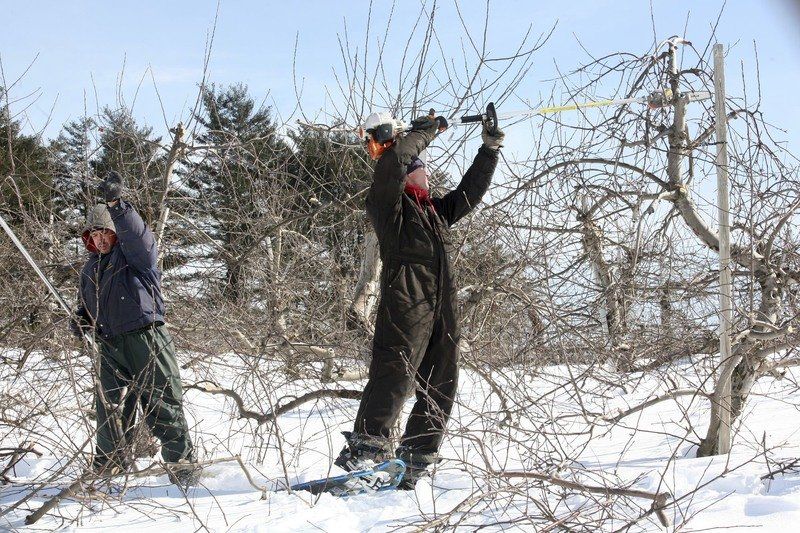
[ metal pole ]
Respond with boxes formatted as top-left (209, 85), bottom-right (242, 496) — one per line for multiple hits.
top-left (1, 208), bottom-right (98, 373)
top-left (713, 43), bottom-right (734, 454)
top-left (0, 212), bottom-right (73, 316)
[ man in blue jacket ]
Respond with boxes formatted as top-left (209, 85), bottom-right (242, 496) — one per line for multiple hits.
top-left (72, 171), bottom-right (196, 483)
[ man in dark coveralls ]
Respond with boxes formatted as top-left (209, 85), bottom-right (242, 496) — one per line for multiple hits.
top-left (72, 171), bottom-right (197, 485)
top-left (336, 112), bottom-right (504, 488)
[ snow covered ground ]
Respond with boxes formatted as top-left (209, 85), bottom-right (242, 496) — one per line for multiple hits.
top-left (2, 351), bottom-right (800, 531)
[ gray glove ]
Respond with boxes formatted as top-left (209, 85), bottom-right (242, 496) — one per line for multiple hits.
top-left (481, 123), bottom-right (505, 151)
top-left (99, 171), bottom-right (124, 202)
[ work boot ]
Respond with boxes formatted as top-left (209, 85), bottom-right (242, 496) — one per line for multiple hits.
top-left (91, 454), bottom-right (132, 477)
top-left (396, 447), bottom-right (438, 490)
top-left (334, 431), bottom-right (391, 472)
top-left (166, 459), bottom-right (202, 489)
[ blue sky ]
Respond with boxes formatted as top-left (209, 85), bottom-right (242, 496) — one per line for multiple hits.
top-left (2, 0), bottom-right (800, 152)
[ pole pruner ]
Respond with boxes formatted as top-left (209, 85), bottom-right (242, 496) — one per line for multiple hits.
top-left (460, 102), bottom-right (499, 135)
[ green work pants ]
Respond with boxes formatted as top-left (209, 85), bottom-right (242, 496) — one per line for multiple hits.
top-left (94, 324), bottom-right (193, 466)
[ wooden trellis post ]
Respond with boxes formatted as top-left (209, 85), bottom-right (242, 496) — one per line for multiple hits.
top-left (713, 43), bottom-right (734, 454)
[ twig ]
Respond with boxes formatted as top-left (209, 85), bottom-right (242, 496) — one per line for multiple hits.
top-left (24, 455), bottom-right (259, 525)
top-left (186, 381), bottom-right (362, 425)
top-left (0, 442), bottom-right (42, 483)
top-left (494, 470), bottom-right (671, 527)
top-left (601, 389), bottom-right (710, 423)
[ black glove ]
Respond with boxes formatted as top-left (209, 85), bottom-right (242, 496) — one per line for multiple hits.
top-left (395, 110), bottom-right (445, 163)
top-left (410, 110), bottom-right (448, 135)
top-left (481, 123), bottom-right (505, 151)
top-left (99, 171), bottom-right (124, 202)
top-left (70, 311), bottom-right (92, 339)
top-left (410, 115), bottom-right (437, 132)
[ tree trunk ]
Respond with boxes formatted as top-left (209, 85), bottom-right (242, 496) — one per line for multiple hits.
top-left (698, 269), bottom-right (783, 456)
top-left (155, 122), bottom-right (185, 269)
top-left (223, 259), bottom-right (244, 302)
top-left (730, 270), bottom-right (782, 417)
top-left (578, 204), bottom-right (622, 350)
top-left (348, 230), bottom-right (381, 334)
top-left (659, 286), bottom-right (674, 339)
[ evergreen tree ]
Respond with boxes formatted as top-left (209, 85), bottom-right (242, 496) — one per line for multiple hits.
top-left (287, 128), bottom-right (372, 277)
top-left (50, 116), bottom-right (96, 222)
top-left (0, 87), bottom-right (55, 223)
top-left (0, 88), bottom-right (60, 334)
top-left (189, 83), bottom-right (291, 302)
top-left (93, 106), bottom-right (165, 226)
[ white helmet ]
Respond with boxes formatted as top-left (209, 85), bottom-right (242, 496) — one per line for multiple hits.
top-left (360, 112), bottom-right (405, 143)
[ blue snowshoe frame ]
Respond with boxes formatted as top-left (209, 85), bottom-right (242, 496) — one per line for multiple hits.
top-left (290, 459), bottom-right (406, 497)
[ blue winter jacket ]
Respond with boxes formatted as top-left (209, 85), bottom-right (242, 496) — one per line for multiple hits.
top-left (77, 201), bottom-right (165, 338)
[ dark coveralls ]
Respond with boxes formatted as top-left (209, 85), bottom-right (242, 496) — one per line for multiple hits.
top-left (76, 201), bottom-right (194, 467)
top-left (353, 128), bottom-right (498, 458)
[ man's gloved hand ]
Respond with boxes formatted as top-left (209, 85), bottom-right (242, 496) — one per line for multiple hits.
top-left (99, 171), bottom-right (124, 203)
top-left (410, 111), bottom-right (448, 135)
top-left (410, 114), bottom-right (436, 132)
top-left (481, 123), bottom-right (505, 151)
top-left (395, 109), bottom-right (448, 163)
top-left (70, 313), bottom-right (92, 339)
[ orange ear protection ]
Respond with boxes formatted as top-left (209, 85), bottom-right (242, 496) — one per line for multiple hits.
top-left (365, 137), bottom-right (394, 160)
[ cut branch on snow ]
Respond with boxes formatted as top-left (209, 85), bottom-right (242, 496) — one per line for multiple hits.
top-left (493, 469), bottom-right (671, 527)
top-left (186, 381), bottom-right (362, 425)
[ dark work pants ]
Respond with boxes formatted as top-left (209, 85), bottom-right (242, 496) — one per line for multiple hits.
top-left (353, 261), bottom-right (459, 454)
top-left (95, 324), bottom-right (194, 465)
